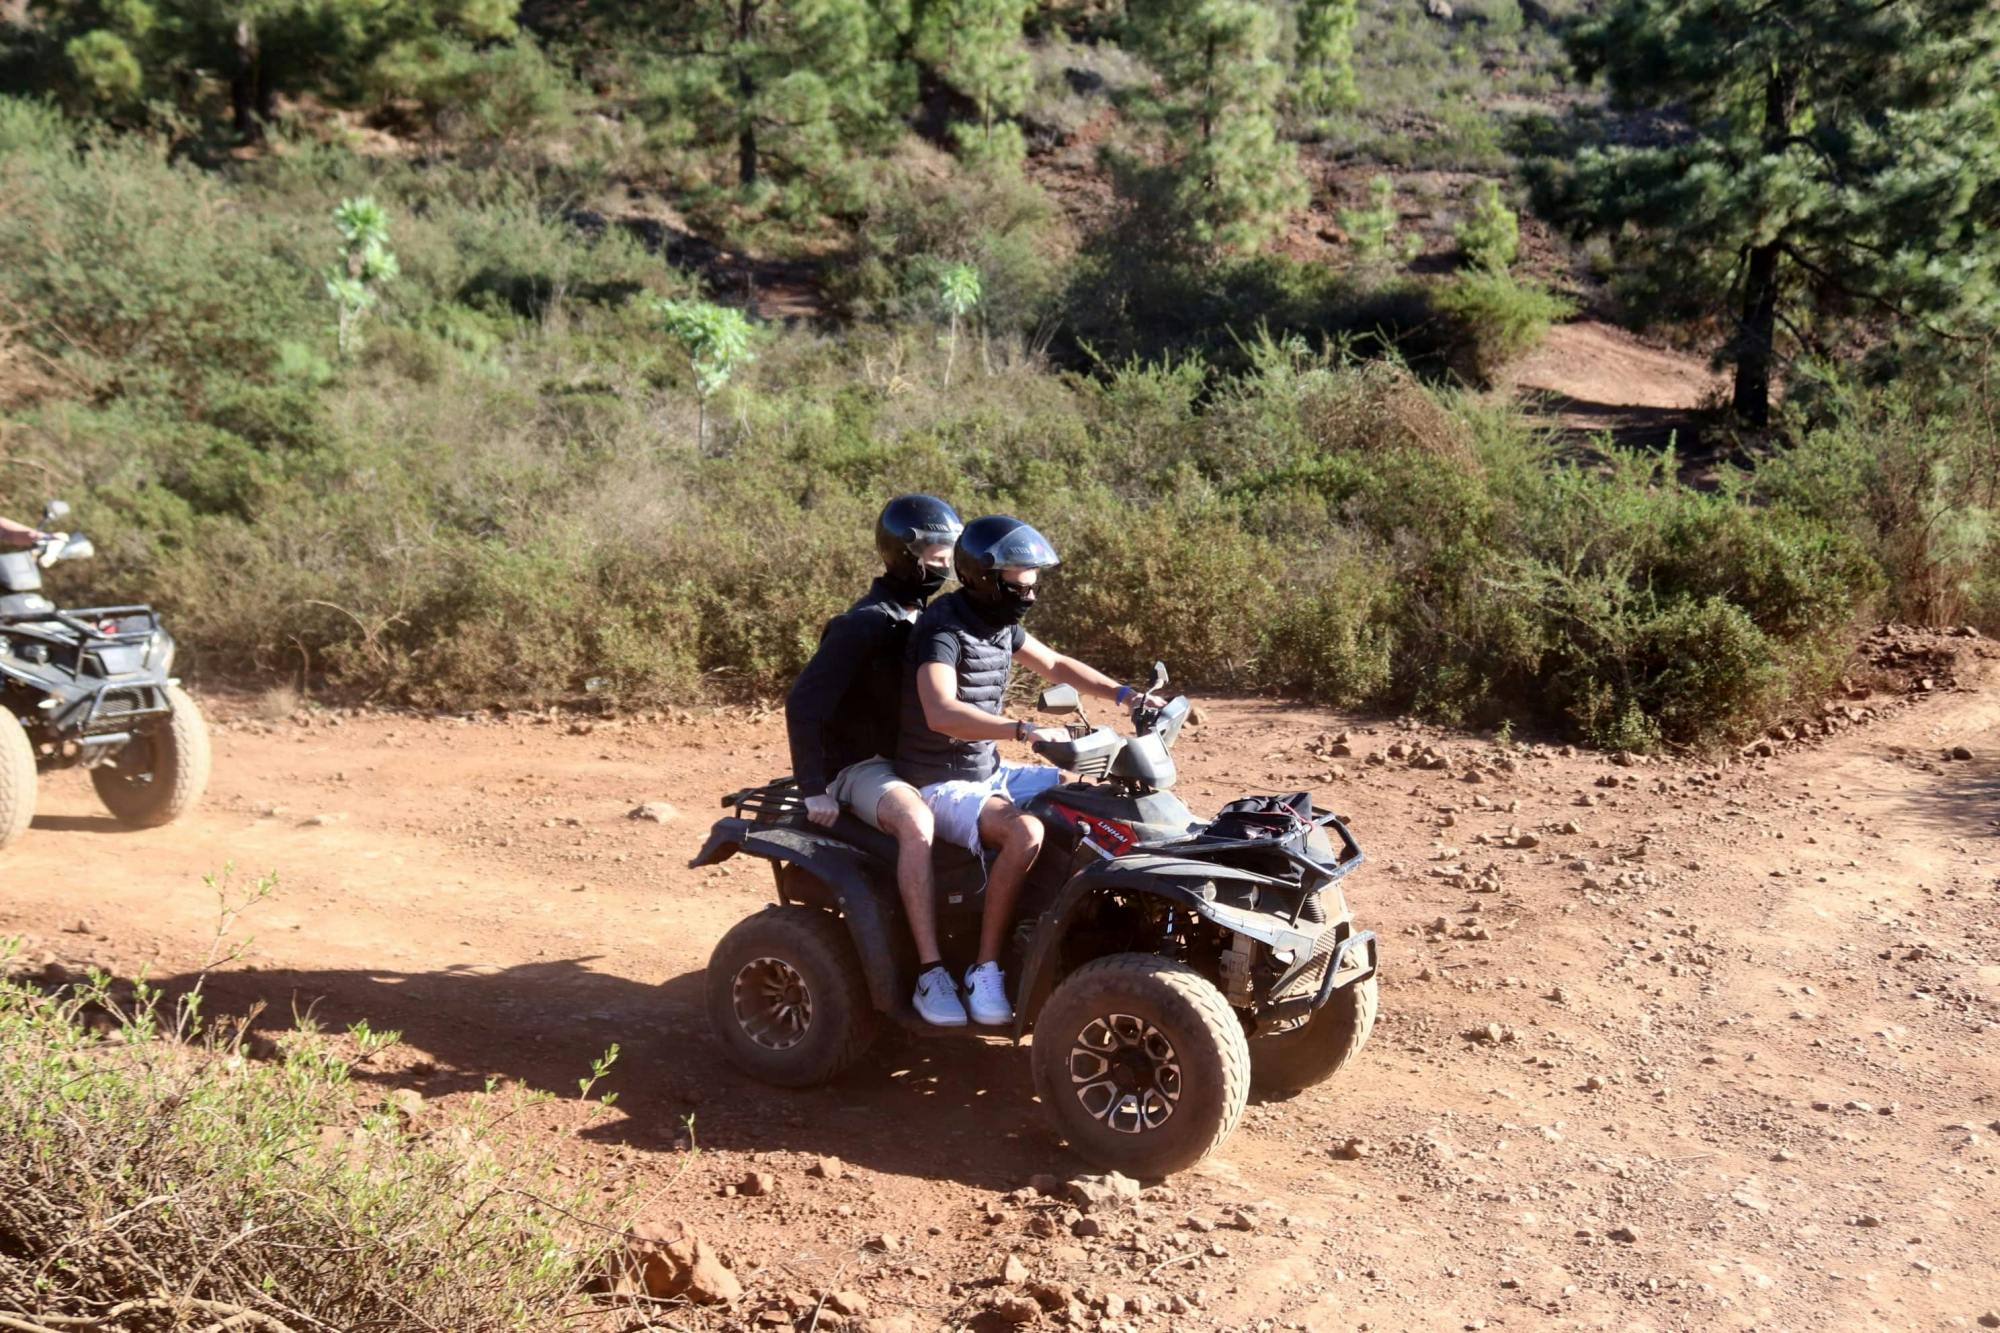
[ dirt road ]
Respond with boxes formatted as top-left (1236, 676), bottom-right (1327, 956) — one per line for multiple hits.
top-left (6, 645), bottom-right (1999, 1332)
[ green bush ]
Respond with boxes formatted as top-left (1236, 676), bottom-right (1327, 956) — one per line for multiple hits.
top-left (0, 119), bottom-right (320, 408)
top-left (832, 144), bottom-right (1066, 334)
top-left (1743, 376), bottom-right (1997, 629)
top-left (1429, 269), bottom-right (1573, 385)
top-left (1454, 179), bottom-right (1518, 271)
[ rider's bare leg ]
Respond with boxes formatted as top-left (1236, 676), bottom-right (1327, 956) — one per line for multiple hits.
top-left (974, 797), bottom-right (1043, 966)
top-left (877, 785), bottom-right (942, 963)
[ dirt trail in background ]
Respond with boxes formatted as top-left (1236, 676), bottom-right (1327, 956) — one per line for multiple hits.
top-left (6, 657), bottom-right (2000, 1332)
top-left (1512, 320), bottom-right (1724, 454)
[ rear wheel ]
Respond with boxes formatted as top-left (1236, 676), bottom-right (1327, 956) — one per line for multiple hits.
top-left (706, 906), bottom-right (879, 1087)
top-left (91, 684), bottom-right (210, 828)
top-left (1031, 953), bottom-right (1249, 1178)
top-left (1249, 971), bottom-right (1378, 1098)
top-left (0, 709), bottom-right (37, 851)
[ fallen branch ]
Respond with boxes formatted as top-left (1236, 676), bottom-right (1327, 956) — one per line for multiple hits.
top-left (0, 1312), bottom-right (68, 1333)
top-left (2, 1298), bottom-right (299, 1333)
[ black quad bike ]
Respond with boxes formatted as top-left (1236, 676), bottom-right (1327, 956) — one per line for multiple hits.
top-left (692, 666), bottom-right (1378, 1177)
top-left (0, 501), bottom-right (211, 850)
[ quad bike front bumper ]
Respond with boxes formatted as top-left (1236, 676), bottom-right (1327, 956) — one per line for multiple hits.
top-left (1254, 926), bottom-right (1378, 1031)
top-left (0, 607), bottom-right (177, 764)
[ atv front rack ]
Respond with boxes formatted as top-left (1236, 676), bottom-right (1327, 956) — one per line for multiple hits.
top-left (0, 604), bottom-right (159, 638)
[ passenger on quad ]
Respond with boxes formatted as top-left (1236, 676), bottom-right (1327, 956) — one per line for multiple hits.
top-left (898, 515), bottom-right (1164, 1027)
top-left (784, 494), bottom-right (966, 1024)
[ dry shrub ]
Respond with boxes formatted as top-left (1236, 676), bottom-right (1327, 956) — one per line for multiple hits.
top-left (1295, 359), bottom-right (1480, 472)
top-left (0, 878), bottom-right (633, 1333)
top-left (0, 318), bottom-right (62, 411)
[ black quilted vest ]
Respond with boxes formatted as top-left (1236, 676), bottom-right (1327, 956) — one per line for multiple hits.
top-left (896, 590), bottom-right (1020, 788)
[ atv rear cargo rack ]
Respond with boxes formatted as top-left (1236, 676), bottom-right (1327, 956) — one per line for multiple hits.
top-left (721, 776), bottom-right (805, 826)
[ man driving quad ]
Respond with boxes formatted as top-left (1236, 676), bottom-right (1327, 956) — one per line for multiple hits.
top-left (897, 515), bottom-right (1164, 1027)
top-left (784, 494), bottom-right (968, 1025)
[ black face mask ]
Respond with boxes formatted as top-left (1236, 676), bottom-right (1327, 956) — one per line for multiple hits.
top-left (885, 566), bottom-right (949, 606)
top-left (996, 581), bottom-right (1037, 624)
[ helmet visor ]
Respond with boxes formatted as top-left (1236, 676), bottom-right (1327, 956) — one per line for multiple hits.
top-left (987, 525), bottom-right (1060, 571)
top-left (909, 540), bottom-right (955, 574)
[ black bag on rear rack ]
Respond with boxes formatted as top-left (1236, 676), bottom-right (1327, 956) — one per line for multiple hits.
top-left (1194, 791), bottom-right (1323, 883)
top-left (1206, 790), bottom-right (1313, 840)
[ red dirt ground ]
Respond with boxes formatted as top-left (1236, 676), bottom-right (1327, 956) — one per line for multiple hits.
top-left (6, 642), bottom-right (2000, 1331)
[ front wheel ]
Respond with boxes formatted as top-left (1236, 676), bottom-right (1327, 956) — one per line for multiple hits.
top-left (0, 709), bottom-right (38, 851)
top-left (91, 683), bottom-right (210, 828)
top-left (705, 906), bottom-right (878, 1087)
top-left (1031, 954), bottom-right (1250, 1178)
top-left (1248, 973), bottom-right (1378, 1098)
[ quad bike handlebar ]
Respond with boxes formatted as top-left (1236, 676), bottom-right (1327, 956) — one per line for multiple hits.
top-left (1030, 669), bottom-right (1191, 789)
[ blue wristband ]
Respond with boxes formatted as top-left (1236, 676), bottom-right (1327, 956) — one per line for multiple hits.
top-left (1115, 685), bottom-right (1134, 705)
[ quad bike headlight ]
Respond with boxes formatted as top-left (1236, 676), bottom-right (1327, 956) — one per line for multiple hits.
top-left (148, 628), bottom-right (176, 674)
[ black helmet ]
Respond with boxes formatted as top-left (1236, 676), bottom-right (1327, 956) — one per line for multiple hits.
top-left (954, 515), bottom-right (1060, 603)
top-left (875, 494), bottom-right (964, 581)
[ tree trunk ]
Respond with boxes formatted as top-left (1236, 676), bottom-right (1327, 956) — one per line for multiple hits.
top-left (737, 0), bottom-right (758, 188)
top-left (1201, 33), bottom-right (1215, 145)
top-left (1730, 68), bottom-right (1796, 428)
top-left (231, 19), bottom-right (261, 140)
top-left (1732, 240), bottom-right (1780, 426)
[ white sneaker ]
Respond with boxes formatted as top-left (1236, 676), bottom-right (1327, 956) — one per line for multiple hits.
top-left (963, 961), bottom-right (1013, 1026)
top-left (913, 965), bottom-right (968, 1027)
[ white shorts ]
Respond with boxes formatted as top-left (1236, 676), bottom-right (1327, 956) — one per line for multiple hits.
top-left (919, 763), bottom-right (1065, 854)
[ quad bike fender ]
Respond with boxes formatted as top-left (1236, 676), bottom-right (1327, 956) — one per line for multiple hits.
top-left (689, 816), bottom-right (753, 868)
top-left (1012, 854), bottom-right (1327, 1039)
top-left (703, 823), bottom-right (906, 1014)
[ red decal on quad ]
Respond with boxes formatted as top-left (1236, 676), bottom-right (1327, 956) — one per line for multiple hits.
top-left (1077, 813), bottom-right (1137, 854)
top-left (1051, 802), bottom-right (1136, 855)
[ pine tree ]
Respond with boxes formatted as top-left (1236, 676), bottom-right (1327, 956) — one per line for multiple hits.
top-left (1295, 0), bottom-right (1358, 114)
top-left (29, 0), bottom-right (519, 136)
top-left (1126, 0), bottom-right (1307, 252)
top-left (914, 0), bottom-right (1032, 145)
top-left (1549, 0), bottom-right (2000, 425)
top-left (655, 0), bottom-right (914, 211)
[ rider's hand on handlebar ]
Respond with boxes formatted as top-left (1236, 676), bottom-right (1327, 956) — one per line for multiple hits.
top-left (1133, 692), bottom-right (1167, 711)
top-left (803, 793), bottom-right (840, 827)
top-left (1024, 725), bottom-right (1070, 746)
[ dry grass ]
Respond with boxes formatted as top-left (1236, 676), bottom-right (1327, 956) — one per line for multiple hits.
top-left (0, 877), bottom-right (645, 1333)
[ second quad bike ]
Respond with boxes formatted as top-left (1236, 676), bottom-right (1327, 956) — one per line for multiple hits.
top-left (0, 500), bottom-right (211, 850)
top-left (692, 665), bottom-right (1378, 1177)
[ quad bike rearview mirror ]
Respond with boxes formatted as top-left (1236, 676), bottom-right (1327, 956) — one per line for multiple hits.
top-left (1149, 662), bottom-right (1169, 694)
top-left (42, 499), bottom-right (70, 526)
top-left (1039, 685), bottom-right (1080, 714)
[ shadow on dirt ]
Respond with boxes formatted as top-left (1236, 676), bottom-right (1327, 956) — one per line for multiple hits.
top-left (1518, 387), bottom-right (1705, 455)
top-left (30, 813), bottom-right (135, 834)
top-left (136, 957), bottom-right (1066, 1190)
top-left (1890, 751), bottom-right (2000, 841)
